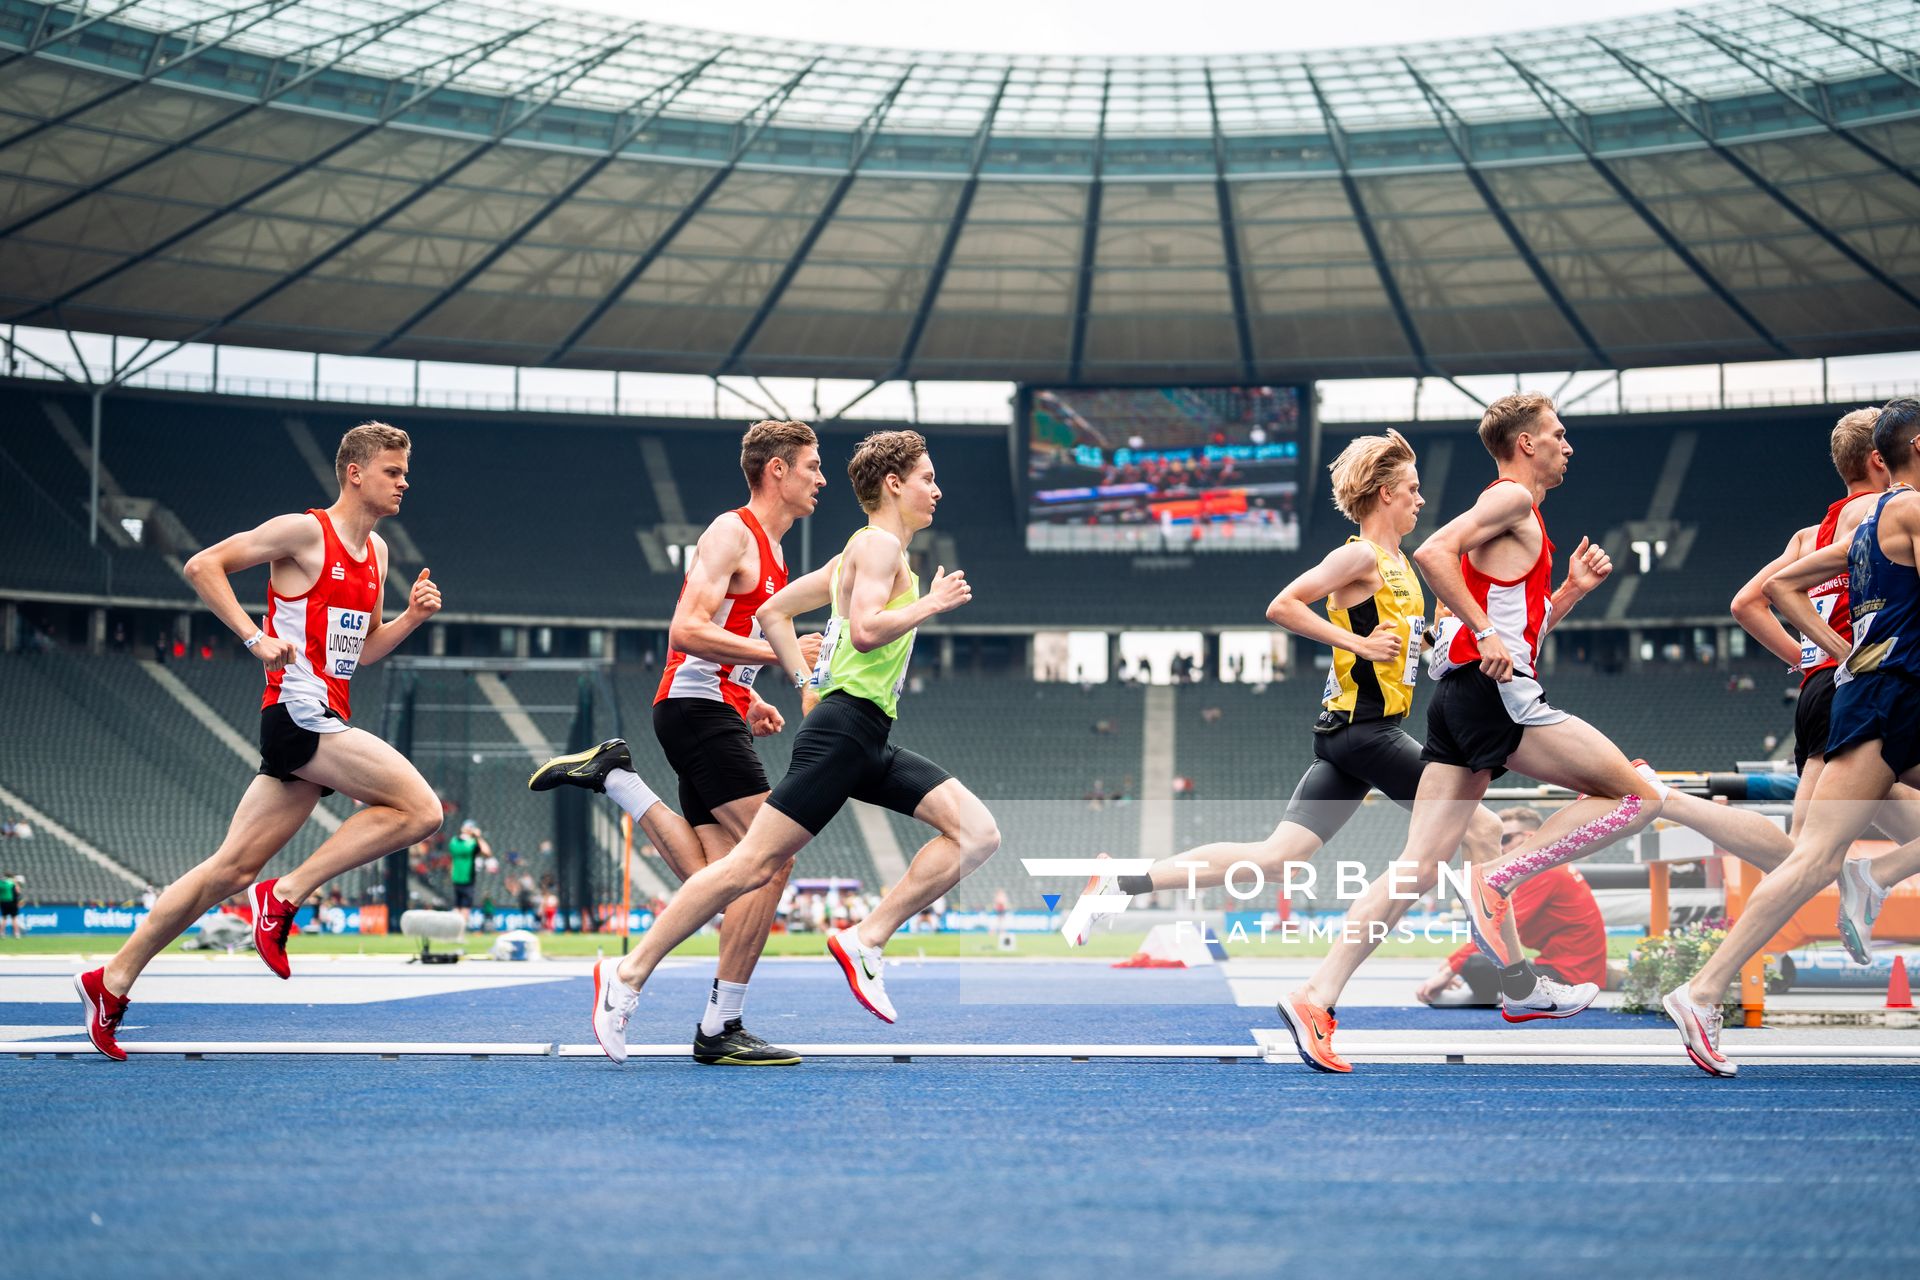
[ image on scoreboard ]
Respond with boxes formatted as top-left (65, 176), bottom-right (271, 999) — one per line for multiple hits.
top-left (1024, 385), bottom-right (1305, 552)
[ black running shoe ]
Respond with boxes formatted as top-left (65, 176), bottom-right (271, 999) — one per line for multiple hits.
top-left (527, 738), bottom-right (631, 792)
top-left (693, 1020), bottom-right (803, 1066)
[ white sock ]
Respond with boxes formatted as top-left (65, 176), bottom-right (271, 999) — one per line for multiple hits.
top-left (1631, 760), bottom-right (1672, 804)
top-left (603, 768), bottom-right (660, 822)
top-left (700, 979), bottom-right (749, 1036)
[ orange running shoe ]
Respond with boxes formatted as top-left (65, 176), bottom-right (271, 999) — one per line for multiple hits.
top-left (1464, 862), bottom-right (1513, 967)
top-left (1277, 990), bottom-right (1351, 1073)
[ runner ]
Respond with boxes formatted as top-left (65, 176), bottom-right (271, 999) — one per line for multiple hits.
top-left (75, 422), bottom-right (444, 1060)
top-left (587, 430), bottom-right (999, 1063)
top-left (528, 419), bottom-right (826, 1066)
top-left (1730, 406), bottom-right (1920, 960)
top-left (1671, 399), bottom-right (1920, 1076)
top-left (1274, 393), bottom-right (1657, 1071)
top-left (1081, 430), bottom-right (1533, 995)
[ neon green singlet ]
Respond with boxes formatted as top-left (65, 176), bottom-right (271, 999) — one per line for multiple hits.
top-left (810, 527), bottom-right (919, 719)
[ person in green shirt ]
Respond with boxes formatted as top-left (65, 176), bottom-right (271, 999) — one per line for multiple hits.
top-left (0, 872), bottom-right (21, 938)
top-left (587, 430), bottom-right (998, 1063)
top-left (447, 821), bottom-right (487, 912)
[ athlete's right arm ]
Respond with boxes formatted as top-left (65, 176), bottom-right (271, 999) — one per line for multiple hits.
top-left (181, 514), bottom-right (318, 671)
top-left (1731, 527), bottom-right (1813, 669)
top-left (669, 515), bottom-right (785, 668)
top-left (1412, 483), bottom-right (1536, 682)
top-left (1764, 540), bottom-right (1852, 664)
top-left (757, 560), bottom-right (837, 689)
top-left (1265, 542), bottom-right (1402, 662)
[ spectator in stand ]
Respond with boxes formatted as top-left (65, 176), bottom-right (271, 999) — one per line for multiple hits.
top-left (540, 876), bottom-right (559, 932)
top-left (1414, 806), bottom-right (1608, 1007)
top-left (515, 874), bottom-right (539, 928)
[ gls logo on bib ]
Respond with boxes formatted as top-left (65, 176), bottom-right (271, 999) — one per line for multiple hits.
top-left (327, 608), bottom-right (371, 678)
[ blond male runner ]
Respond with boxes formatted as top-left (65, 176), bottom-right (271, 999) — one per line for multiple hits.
top-left (1275, 394), bottom-right (1802, 1072)
top-left (530, 420), bottom-right (825, 1065)
top-left (589, 431), bottom-right (1000, 1063)
top-left (76, 423), bottom-right (444, 1059)
top-left (1730, 407), bottom-right (1920, 961)
top-left (1672, 399), bottom-right (1920, 1076)
top-left (1084, 431), bottom-right (1545, 1014)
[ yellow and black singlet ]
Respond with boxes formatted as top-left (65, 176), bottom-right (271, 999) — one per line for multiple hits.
top-left (1320, 537), bottom-right (1426, 723)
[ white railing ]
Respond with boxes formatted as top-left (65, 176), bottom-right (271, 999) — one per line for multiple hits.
top-left (1320, 380), bottom-right (1920, 423)
top-left (2, 361), bottom-right (1003, 424)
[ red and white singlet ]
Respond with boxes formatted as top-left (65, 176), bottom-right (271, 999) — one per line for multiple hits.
top-left (1799, 490), bottom-right (1875, 682)
top-left (1439, 478), bottom-right (1556, 679)
top-left (260, 509), bottom-right (382, 720)
top-left (654, 508), bottom-right (787, 717)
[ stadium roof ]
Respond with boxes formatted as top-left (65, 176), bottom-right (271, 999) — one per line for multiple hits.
top-left (1, 0), bottom-right (1918, 383)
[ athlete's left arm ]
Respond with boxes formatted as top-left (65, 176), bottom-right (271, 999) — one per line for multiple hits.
top-left (358, 538), bottom-right (442, 666)
top-left (1765, 540), bottom-right (1852, 663)
top-left (757, 560), bottom-right (837, 691)
top-left (1541, 536), bottom-right (1611, 634)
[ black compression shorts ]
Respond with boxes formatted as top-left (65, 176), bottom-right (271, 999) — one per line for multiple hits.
top-left (653, 697), bottom-right (770, 828)
top-left (1422, 667), bottom-right (1564, 780)
top-left (766, 691), bottom-right (953, 837)
top-left (1794, 665), bottom-right (1837, 774)
top-left (1280, 713), bottom-right (1428, 841)
top-left (258, 702), bottom-right (342, 797)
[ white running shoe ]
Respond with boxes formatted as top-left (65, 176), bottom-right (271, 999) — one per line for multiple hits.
top-left (828, 927), bottom-right (897, 1023)
top-left (1837, 858), bottom-right (1886, 966)
top-left (1663, 983), bottom-right (1737, 1077)
top-left (591, 958), bottom-right (639, 1064)
top-left (1070, 852), bottom-right (1120, 947)
top-left (1500, 974), bottom-right (1600, 1023)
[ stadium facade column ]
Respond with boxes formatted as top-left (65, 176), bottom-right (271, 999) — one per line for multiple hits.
top-left (939, 633), bottom-right (954, 676)
top-left (1627, 627), bottom-right (1645, 673)
top-left (1, 601), bottom-right (16, 653)
top-left (88, 607), bottom-right (106, 656)
top-left (429, 625), bottom-right (447, 658)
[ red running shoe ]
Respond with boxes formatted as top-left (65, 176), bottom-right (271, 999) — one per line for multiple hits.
top-left (249, 878), bottom-right (298, 979)
top-left (74, 968), bottom-right (129, 1061)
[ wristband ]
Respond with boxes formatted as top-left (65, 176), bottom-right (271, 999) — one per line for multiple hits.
top-left (1472, 625), bottom-right (1498, 642)
top-left (243, 630), bottom-right (266, 650)
top-left (792, 669), bottom-right (811, 690)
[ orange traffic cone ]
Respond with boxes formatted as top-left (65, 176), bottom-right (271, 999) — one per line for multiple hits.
top-left (1888, 955), bottom-right (1913, 1010)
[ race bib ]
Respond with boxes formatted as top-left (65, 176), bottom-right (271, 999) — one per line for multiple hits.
top-left (325, 607), bottom-right (371, 680)
top-left (728, 618), bottom-right (765, 688)
top-left (1799, 591), bottom-right (1840, 669)
top-left (810, 616), bottom-right (843, 687)
top-left (1401, 616), bottom-right (1425, 687)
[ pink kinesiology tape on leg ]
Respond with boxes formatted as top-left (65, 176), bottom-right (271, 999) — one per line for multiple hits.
top-left (1486, 793), bottom-right (1643, 894)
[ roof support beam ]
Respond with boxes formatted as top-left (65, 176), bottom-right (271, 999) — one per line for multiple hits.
top-left (1599, 39), bottom-right (1920, 318)
top-left (1404, 58), bottom-right (1612, 370)
top-left (1204, 69), bottom-right (1257, 382)
top-left (541, 57), bottom-right (821, 367)
top-left (5, 12), bottom-right (544, 329)
top-left (0, 1), bottom-right (453, 245)
top-left (1305, 68), bottom-right (1435, 378)
top-left (1689, 18), bottom-right (1920, 194)
top-left (183, 31), bottom-right (688, 358)
top-left (885, 68), bottom-right (1012, 382)
top-left (713, 65), bottom-right (916, 377)
top-left (350, 27), bottom-right (702, 357)
top-left (1773, 7), bottom-right (1920, 95)
top-left (0, 0), bottom-right (149, 72)
top-left (1501, 51), bottom-right (1795, 360)
top-left (1067, 70), bottom-right (1111, 384)
top-left (0, 0), bottom-right (305, 158)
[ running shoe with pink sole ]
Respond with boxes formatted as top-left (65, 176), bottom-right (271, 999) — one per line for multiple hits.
top-left (1663, 983), bottom-right (1737, 1077)
top-left (1463, 862), bottom-right (1513, 967)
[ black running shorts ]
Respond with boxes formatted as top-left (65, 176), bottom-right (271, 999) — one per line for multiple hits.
top-left (653, 697), bottom-right (770, 828)
top-left (1281, 713), bottom-right (1428, 841)
top-left (1793, 665), bottom-right (1837, 774)
top-left (766, 691), bottom-right (953, 836)
top-left (258, 702), bottom-right (342, 796)
top-left (1826, 670), bottom-right (1920, 779)
top-left (1421, 667), bottom-right (1561, 779)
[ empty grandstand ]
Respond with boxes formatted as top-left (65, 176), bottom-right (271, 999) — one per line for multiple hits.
top-left (0, 0), bottom-right (1916, 924)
